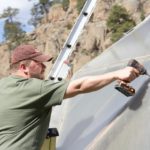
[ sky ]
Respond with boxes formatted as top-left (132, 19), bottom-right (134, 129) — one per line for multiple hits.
top-left (0, 0), bottom-right (38, 43)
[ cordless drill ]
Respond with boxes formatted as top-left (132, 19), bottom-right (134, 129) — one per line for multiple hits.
top-left (115, 59), bottom-right (149, 96)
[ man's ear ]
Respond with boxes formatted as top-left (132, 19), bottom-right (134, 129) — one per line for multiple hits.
top-left (19, 64), bottom-right (26, 70)
top-left (19, 64), bottom-right (29, 74)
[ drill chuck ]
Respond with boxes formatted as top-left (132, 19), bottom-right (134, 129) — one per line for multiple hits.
top-left (127, 59), bottom-right (147, 75)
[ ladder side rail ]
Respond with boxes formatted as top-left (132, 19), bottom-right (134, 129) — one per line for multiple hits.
top-left (48, 0), bottom-right (97, 79)
top-left (66, 0), bottom-right (97, 46)
top-left (48, 47), bottom-right (67, 78)
top-left (48, 0), bottom-right (90, 78)
top-left (49, 47), bottom-right (71, 78)
top-left (47, 0), bottom-right (98, 143)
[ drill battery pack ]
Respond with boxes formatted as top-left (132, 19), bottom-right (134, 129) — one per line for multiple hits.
top-left (115, 82), bottom-right (135, 97)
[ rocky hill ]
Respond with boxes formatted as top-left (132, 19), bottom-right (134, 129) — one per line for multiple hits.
top-left (0, 0), bottom-right (150, 77)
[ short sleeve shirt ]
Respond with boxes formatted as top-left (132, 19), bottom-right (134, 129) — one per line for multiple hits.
top-left (0, 75), bottom-right (69, 150)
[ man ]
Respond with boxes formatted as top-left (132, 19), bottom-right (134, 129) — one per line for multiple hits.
top-left (0, 44), bottom-right (139, 150)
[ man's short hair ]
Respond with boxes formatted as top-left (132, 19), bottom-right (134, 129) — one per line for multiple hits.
top-left (10, 60), bottom-right (32, 72)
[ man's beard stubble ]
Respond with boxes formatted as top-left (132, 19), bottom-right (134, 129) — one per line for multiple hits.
top-left (29, 71), bottom-right (45, 80)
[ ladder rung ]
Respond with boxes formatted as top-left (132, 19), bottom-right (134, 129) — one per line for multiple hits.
top-left (50, 76), bottom-right (55, 80)
top-left (57, 77), bottom-right (63, 81)
top-left (66, 44), bottom-right (72, 48)
top-left (83, 12), bottom-right (88, 16)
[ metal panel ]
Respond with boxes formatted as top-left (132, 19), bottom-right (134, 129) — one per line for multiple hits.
top-left (56, 16), bottom-right (150, 150)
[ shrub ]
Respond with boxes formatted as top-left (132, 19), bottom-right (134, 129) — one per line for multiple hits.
top-left (62, 0), bottom-right (70, 11)
top-left (77, 0), bottom-right (86, 13)
top-left (140, 10), bottom-right (145, 21)
top-left (107, 5), bottom-right (135, 42)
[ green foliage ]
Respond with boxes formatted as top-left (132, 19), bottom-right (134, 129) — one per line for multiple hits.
top-left (29, 4), bottom-right (43, 27)
top-left (40, 0), bottom-right (51, 14)
top-left (62, 0), bottom-right (70, 11)
top-left (3, 19), bottom-right (26, 67)
top-left (77, 0), bottom-right (86, 13)
top-left (0, 6), bottom-right (26, 67)
top-left (51, 0), bottom-right (62, 5)
top-left (66, 22), bottom-right (72, 30)
top-left (107, 5), bottom-right (135, 42)
top-left (40, 0), bottom-right (49, 4)
top-left (29, 0), bottom-right (52, 25)
top-left (30, 0), bottom-right (53, 25)
top-left (0, 7), bottom-right (26, 44)
top-left (4, 20), bottom-right (25, 43)
top-left (0, 7), bottom-right (19, 22)
top-left (140, 10), bottom-right (145, 21)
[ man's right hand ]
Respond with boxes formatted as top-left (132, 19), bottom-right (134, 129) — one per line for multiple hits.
top-left (114, 67), bottom-right (140, 83)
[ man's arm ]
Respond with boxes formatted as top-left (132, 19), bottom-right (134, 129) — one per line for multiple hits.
top-left (64, 67), bottom-right (139, 99)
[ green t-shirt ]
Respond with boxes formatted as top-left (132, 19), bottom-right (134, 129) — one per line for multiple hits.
top-left (0, 75), bottom-right (69, 150)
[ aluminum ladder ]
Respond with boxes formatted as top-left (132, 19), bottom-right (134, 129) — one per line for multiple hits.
top-left (48, 0), bottom-right (98, 80)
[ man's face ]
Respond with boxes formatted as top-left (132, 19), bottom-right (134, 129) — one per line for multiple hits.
top-left (28, 60), bottom-right (46, 79)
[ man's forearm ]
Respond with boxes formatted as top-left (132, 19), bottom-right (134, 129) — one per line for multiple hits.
top-left (64, 67), bottom-right (139, 99)
top-left (64, 72), bottom-right (117, 99)
top-left (76, 72), bottom-right (117, 93)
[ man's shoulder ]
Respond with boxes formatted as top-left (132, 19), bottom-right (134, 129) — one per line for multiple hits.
top-left (0, 76), bottom-right (11, 82)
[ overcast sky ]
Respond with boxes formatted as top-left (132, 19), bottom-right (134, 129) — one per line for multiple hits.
top-left (0, 0), bottom-right (38, 43)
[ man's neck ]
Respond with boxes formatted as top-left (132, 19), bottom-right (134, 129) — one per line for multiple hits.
top-left (11, 70), bottom-right (29, 79)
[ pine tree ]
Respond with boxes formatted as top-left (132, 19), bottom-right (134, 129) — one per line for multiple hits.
top-left (0, 7), bottom-right (25, 43)
top-left (107, 5), bottom-right (135, 42)
top-left (40, 0), bottom-right (51, 15)
top-left (28, 0), bottom-right (52, 25)
top-left (0, 7), bottom-right (26, 67)
top-left (3, 20), bottom-right (25, 43)
top-left (0, 7), bottom-right (19, 22)
top-left (28, 4), bottom-right (44, 27)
